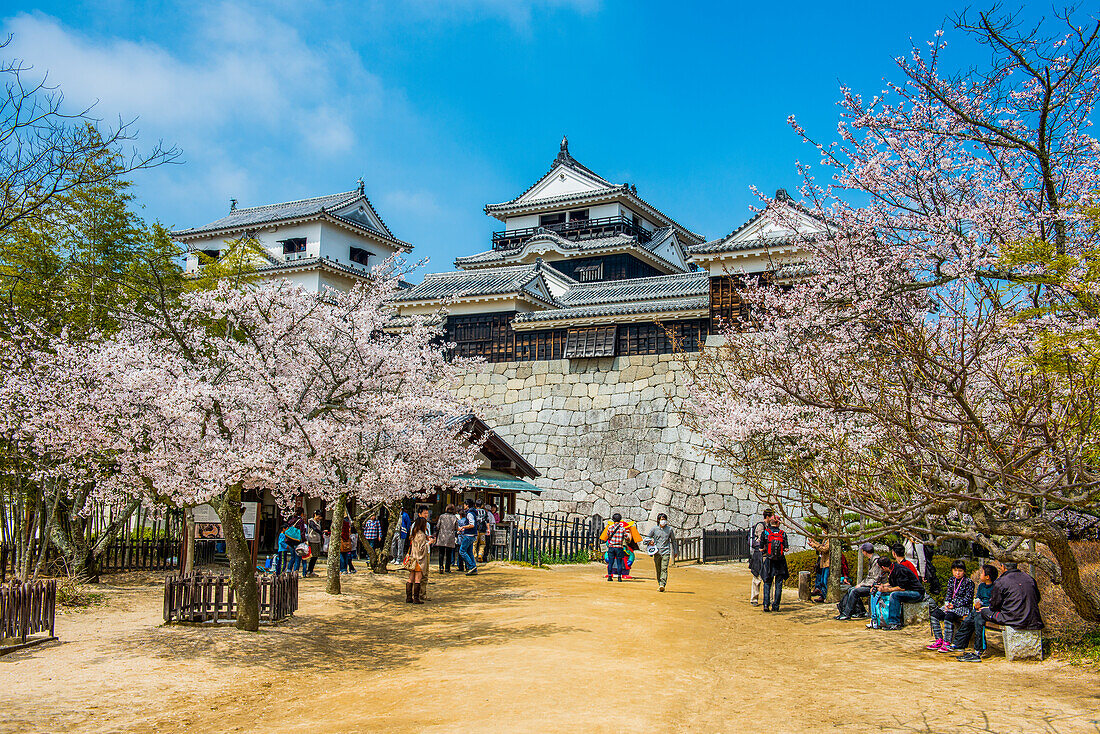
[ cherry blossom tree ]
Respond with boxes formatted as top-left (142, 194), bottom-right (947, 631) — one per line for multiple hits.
top-left (683, 8), bottom-right (1100, 620)
top-left (3, 264), bottom-right (481, 629)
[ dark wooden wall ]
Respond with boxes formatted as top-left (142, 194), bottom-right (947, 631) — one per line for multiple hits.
top-left (445, 312), bottom-right (708, 363)
top-left (547, 253), bottom-right (664, 283)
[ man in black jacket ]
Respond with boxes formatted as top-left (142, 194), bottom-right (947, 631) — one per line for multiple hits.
top-left (759, 513), bottom-right (788, 613)
top-left (876, 556), bottom-right (924, 630)
top-left (959, 562), bottom-right (1044, 662)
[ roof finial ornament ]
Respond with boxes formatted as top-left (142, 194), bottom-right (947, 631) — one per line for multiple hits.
top-left (357, 177), bottom-right (365, 194)
top-left (555, 135), bottom-right (571, 165)
top-left (775, 188), bottom-right (790, 202)
top-left (230, 198), bottom-right (237, 212)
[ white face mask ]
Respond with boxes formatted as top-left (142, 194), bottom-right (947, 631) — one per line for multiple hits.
top-left (659, 519), bottom-right (668, 527)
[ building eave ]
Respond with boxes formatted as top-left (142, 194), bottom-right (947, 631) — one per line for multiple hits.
top-left (510, 307), bottom-right (708, 331)
top-left (484, 188), bottom-right (704, 245)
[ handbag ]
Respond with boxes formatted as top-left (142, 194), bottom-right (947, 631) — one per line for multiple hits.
top-left (402, 554), bottom-right (416, 571)
top-left (340, 539), bottom-right (351, 553)
top-left (295, 542), bottom-right (311, 558)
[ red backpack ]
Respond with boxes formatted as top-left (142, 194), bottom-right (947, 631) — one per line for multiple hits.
top-left (765, 528), bottom-right (785, 559)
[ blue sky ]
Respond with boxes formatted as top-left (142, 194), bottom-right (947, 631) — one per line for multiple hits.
top-left (3, 1), bottom-right (1028, 278)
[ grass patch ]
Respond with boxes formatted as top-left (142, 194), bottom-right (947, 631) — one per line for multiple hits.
top-left (1047, 628), bottom-right (1100, 668)
top-left (56, 576), bottom-right (107, 607)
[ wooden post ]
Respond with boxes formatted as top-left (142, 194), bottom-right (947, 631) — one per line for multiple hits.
top-left (798, 570), bottom-right (812, 601)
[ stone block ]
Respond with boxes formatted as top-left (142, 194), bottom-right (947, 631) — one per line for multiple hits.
top-left (1002, 627), bottom-right (1043, 661)
top-left (902, 602), bottom-right (929, 627)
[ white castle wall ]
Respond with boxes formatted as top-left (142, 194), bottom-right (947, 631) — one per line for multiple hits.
top-left (453, 354), bottom-right (763, 532)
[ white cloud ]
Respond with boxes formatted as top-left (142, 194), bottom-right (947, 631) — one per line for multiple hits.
top-left (389, 0), bottom-right (600, 28)
top-left (2, 5), bottom-right (382, 155)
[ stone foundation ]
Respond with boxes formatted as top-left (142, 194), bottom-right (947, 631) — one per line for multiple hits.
top-left (454, 354), bottom-right (764, 533)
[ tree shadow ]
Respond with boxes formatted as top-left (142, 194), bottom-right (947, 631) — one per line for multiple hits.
top-left (113, 568), bottom-right (578, 675)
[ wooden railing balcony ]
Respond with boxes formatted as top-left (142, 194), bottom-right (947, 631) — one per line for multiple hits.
top-left (492, 215), bottom-right (653, 250)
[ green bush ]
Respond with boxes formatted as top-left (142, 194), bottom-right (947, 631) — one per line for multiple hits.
top-left (782, 549), bottom-right (856, 588)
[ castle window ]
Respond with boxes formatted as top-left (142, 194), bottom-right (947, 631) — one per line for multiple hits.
top-left (575, 263), bottom-right (603, 282)
top-left (280, 237), bottom-right (306, 255)
top-left (568, 209), bottom-right (589, 221)
top-left (349, 247), bottom-right (371, 266)
top-left (539, 212), bottom-right (565, 227)
top-left (198, 249), bottom-right (220, 260)
top-left (564, 325), bottom-right (617, 358)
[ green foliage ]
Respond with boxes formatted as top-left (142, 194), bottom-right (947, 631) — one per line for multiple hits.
top-left (514, 548), bottom-right (594, 566)
top-left (1048, 628), bottom-right (1100, 669)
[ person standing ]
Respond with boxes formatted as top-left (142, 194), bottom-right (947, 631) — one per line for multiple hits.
top-left (403, 515), bottom-right (432, 604)
top-left (435, 504), bottom-right (458, 573)
top-left (344, 522), bottom-right (358, 574)
top-left (807, 525), bottom-right (831, 603)
top-left (391, 508), bottom-right (412, 566)
top-left (759, 513), bottom-right (789, 612)
top-left (456, 498), bottom-right (479, 576)
top-left (645, 513), bottom-right (678, 592)
top-left (748, 509), bottom-right (773, 605)
top-left (362, 512), bottom-right (382, 554)
top-left (306, 510), bottom-right (324, 577)
top-left (600, 513), bottom-right (629, 582)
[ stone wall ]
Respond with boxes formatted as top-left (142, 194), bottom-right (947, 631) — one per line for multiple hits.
top-left (453, 353), bottom-right (763, 532)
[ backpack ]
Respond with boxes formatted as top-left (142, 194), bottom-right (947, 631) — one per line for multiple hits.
top-left (475, 508), bottom-right (490, 533)
top-left (750, 522), bottom-right (766, 552)
top-left (765, 528), bottom-right (785, 559)
top-left (870, 592), bottom-right (890, 628)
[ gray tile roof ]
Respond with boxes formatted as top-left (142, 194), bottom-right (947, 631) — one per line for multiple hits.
top-left (512, 296), bottom-right (709, 325)
top-left (174, 190), bottom-right (364, 236)
top-left (688, 233), bottom-right (798, 255)
top-left (171, 189), bottom-right (411, 250)
top-left (392, 264), bottom-right (556, 305)
top-left (557, 271), bottom-right (708, 307)
top-left (455, 230), bottom-right (688, 273)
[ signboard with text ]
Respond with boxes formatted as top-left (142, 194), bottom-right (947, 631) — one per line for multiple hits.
top-left (193, 502), bottom-right (258, 541)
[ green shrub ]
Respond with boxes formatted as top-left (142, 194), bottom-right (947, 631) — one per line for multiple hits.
top-left (782, 549), bottom-right (856, 588)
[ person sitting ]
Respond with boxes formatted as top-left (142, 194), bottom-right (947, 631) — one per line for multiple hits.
top-left (874, 555), bottom-right (924, 630)
top-left (835, 543), bottom-right (881, 620)
top-left (958, 562), bottom-right (1044, 663)
top-left (948, 563), bottom-right (997, 657)
top-left (890, 543), bottom-right (919, 577)
top-left (927, 559), bottom-right (974, 651)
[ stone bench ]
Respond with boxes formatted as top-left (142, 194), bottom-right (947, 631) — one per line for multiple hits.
top-left (902, 600), bottom-right (929, 627)
top-left (984, 621), bottom-right (1044, 661)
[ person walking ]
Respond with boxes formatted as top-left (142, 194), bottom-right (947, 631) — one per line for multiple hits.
top-left (601, 513), bottom-right (629, 582)
top-left (456, 498), bottom-right (479, 576)
top-left (645, 513), bottom-right (678, 592)
top-left (306, 510), bottom-right (324, 577)
top-left (403, 515), bottom-right (432, 604)
top-left (758, 513), bottom-right (789, 612)
top-left (748, 509), bottom-right (773, 605)
top-left (474, 499), bottom-right (494, 562)
top-left (435, 504), bottom-right (458, 573)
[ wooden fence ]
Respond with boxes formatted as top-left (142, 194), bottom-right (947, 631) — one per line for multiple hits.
top-left (1, 538), bottom-right (186, 582)
top-left (509, 526), bottom-right (597, 564)
top-left (163, 572), bottom-right (298, 624)
top-left (0, 579), bottom-right (57, 654)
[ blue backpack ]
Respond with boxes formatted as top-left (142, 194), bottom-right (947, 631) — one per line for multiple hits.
top-left (870, 593), bottom-right (890, 628)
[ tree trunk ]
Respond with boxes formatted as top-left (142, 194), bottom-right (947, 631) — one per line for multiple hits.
top-left (212, 488), bottom-right (259, 631)
top-left (373, 499), bottom-right (402, 574)
top-left (183, 506), bottom-right (195, 574)
top-left (326, 493), bottom-right (347, 595)
top-left (31, 478), bottom-right (61, 580)
top-left (825, 506), bottom-right (844, 603)
top-left (1044, 533), bottom-right (1100, 623)
top-left (50, 495), bottom-right (139, 583)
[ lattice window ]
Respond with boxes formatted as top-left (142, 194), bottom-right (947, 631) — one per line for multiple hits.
top-left (709, 276), bottom-right (743, 332)
top-left (563, 325), bottom-right (618, 358)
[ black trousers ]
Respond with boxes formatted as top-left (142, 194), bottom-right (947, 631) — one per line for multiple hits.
top-left (838, 586), bottom-right (871, 616)
top-left (438, 546), bottom-right (454, 572)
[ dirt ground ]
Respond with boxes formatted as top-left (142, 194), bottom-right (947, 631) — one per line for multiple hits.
top-left (2, 561), bottom-right (1099, 734)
